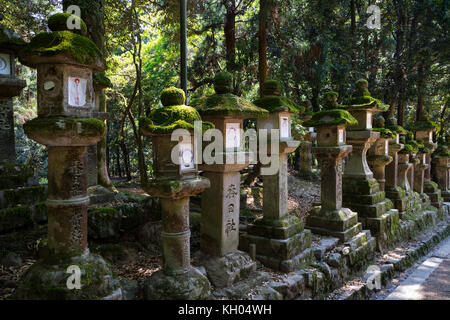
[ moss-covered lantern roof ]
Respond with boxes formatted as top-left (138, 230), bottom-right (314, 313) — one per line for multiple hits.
top-left (253, 80), bottom-right (303, 114)
top-left (386, 117), bottom-right (407, 135)
top-left (190, 71), bottom-right (268, 119)
top-left (303, 109), bottom-right (358, 128)
top-left (408, 119), bottom-right (437, 132)
top-left (19, 13), bottom-right (104, 70)
top-left (343, 79), bottom-right (389, 112)
top-left (140, 87), bottom-right (214, 135)
top-left (0, 22), bottom-right (26, 52)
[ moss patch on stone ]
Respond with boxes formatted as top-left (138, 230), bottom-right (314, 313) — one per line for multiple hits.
top-left (387, 124), bottom-right (407, 135)
top-left (21, 31), bottom-right (103, 66)
top-left (345, 79), bottom-right (389, 112)
top-left (161, 87), bottom-right (186, 106)
top-left (47, 13), bottom-right (88, 36)
top-left (191, 93), bottom-right (269, 119)
top-left (23, 117), bottom-right (106, 139)
top-left (214, 71), bottom-right (233, 94)
top-left (409, 120), bottom-right (437, 131)
top-left (399, 144), bottom-right (414, 154)
top-left (372, 128), bottom-right (396, 139)
top-left (253, 96), bottom-right (302, 113)
top-left (303, 109), bottom-right (358, 127)
top-left (139, 106), bottom-right (214, 134)
top-left (261, 80), bottom-right (282, 96)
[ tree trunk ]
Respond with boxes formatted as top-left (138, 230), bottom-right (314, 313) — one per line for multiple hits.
top-left (224, 0), bottom-right (237, 72)
top-left (258, 0), bottom-right (271, 96)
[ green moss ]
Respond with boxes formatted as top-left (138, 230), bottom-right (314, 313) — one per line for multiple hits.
top-left (345, 79), bottom-right (389, 112)
top-left (0, 164), bottom-right (35, 190)
top-left (253, 96), bottom-right (302, 113)
top-left (191, 93), bottom-right (269, 118)
top-left (387, 124), bottom-right (407, 135)
top-left (93, 72), bottom-right (113, 88)
top-left (139, 103), bottom-right (214, 134)
top-left (47, 13), bottom-right (87, 36)
top-left (21, 31), bottom-right (103, 66)
top-left (23, 117), bottom-right (106, 138)
top-left (160, 87), bottom-right (186, 106)
top-left (303, 109), bottom-right (358, 127)
top-left (372, 128), bottom-right (396, 139)
top-left (0, 206), bottom-right (33, 233)
top-left (214, 71), bottom-right (233, 94)
top-left (409, 119), bottom-right (437, 131)
top-left (261, 79), bottom-right (282, 96)
top-left (399, 144), bottom-right (414, 154)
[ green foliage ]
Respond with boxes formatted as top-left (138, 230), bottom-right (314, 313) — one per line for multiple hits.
top-left (409, 120), bottom-right (438, 131)
top-left (214, 71), bottom-right (233, 94)
top-left (253, 96), bottom-right (301, 114)
top-left (93, 72), bottom-right (113, 88)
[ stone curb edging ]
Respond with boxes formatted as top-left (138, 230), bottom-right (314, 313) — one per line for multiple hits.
top-left (329, 216), bottom-right (450, 300)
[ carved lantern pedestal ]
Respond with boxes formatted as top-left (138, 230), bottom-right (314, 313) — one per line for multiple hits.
top-left (140, 87), bottom-right (212, 300)
top-left (0, 21), bottom-right (39, 191)
top-left (368, 130), bottom-right (393, 192)
top-left (432, 148), bottom-right (450, 203)
top-left (303, 103), bottom-right (377, 266)
top-left (342, 80), bottom-right (400, 251)
top-left (414, 153), bottom-right (429, 194)
top-left (240, 80), bottom-right (311, 273)
top-left (191, 72), bottom-right (267, 288)
top-left (397, 152), bottom-right (413, 196)
top-left (414, 126), bottom-right (442, 209)
top-left (16, 14), bottom-right (121, 300)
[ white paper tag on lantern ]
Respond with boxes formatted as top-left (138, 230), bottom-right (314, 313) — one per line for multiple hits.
top-left (68, 77), bottom-right (87, 107)
top-left (338, 129), bottom-right (344, 143)
top-left (385, 141), bottom-right (389, 154)
top-left (429, 131), bottom-right (433, 143)
top-left (0, 53), bottom-right (11, 75)
top-left (280, 117), bottom-right (290, 138)
top-left (226, 123), bottom-right (240, 149)
top-left (367, 112), bottom-right (372, 129)
top-left (180, 144), bottom-right (194, 172)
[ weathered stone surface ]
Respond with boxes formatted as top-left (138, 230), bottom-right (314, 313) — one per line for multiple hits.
top-left (87, 207), bottom-right (121, 239)
top-left (1, 252), bottom-right (22, 267)
top-left (314, 237), bottom-right (340, 261)
top-left (87, 184), bottom-right (115, 205)
top-left (15, 249), bottom-right (119, 300)
top-left (144, 267), bottom-right (211, 300)
top-left (194, 250), bottom-right (256, 288)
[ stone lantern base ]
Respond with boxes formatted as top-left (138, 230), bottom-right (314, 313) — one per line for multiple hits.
top-left (144, 267), bottom-right (211, 300)
top-left (15, 249), bottom-right (121, 300)
top-left (343, 177), bottom-right (401, 251)
top-left (240, 215), bottom-right (313, 273)
top-left (385, 186), bottom-right (409, 215)
top-left (423, 181), bottom-right (443, 209)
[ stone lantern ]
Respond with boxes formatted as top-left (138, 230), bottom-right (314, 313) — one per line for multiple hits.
top-left (404, 132), bottom-right (421, 196)
top-left (304, 92), bottom-right (376, 257)
top-left (385, 117), bottom-right (408, 215)
top-left (432, 143), bottom-right (450, 203)
top-left (368, 115), bottom-right (393, 192)
top-left (191, 72), bottom-right (268, 288)
top-left (397, 139), bottom-right (414, 195)
top-left (140, 87), bottom-right (212, 299)
top-left (411, 116), bottom-right (442, 209)
top-left (16, 14), bottom-right (120, 300)
top-left (298, 101), bottom-right (316, 179)
top-left (0, 18), bottom-right (29, 175)
top-left (413, 145), bottom-right (430, 195)
top-left (240, 80), bottom-right (311, 272)
top-left (342, 80), bottom-right (400, 251)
